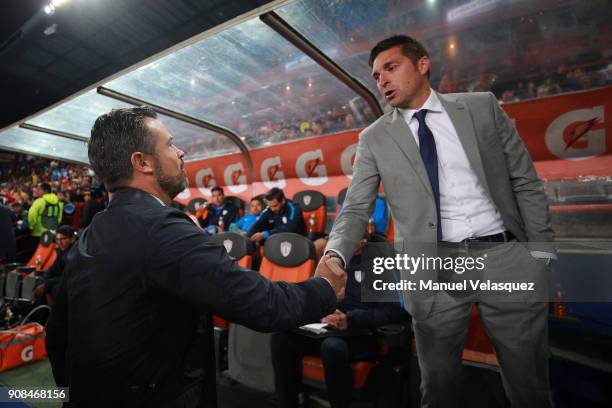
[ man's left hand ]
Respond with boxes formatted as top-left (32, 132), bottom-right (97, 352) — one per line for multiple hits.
top-left (321, 309), bottom-right (347, 330)
top-left (250, 232), bottom-right (265, 241)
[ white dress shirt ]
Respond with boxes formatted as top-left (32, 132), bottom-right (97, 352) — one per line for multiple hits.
top-left (399, 89), bottom-right (505, 242)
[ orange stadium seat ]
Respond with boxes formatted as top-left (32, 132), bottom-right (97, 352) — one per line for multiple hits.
top-left (27, 231), bottom-right (57, 271)
top-left (259, 232), bottom-right (316, 282)
top-left (211, 231), bottom-right (255, 270)
top-left (293, 190), bottom-right (327, 238)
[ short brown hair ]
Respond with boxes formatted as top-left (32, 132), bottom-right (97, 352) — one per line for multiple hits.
top-left (89, 107), bottom-right (157, 192)
top-left (369, 35), bottom-right (430, 78)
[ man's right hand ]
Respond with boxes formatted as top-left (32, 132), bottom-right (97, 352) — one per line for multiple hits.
top-left (315, 255), bottom-right (347, 301)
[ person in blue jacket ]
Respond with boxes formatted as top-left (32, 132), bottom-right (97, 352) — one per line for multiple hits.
top-left (230, 196), bottom-right (264, 233)
top-left (246, 188), bottom-right (306, 242)
top-left (270, 232), bottom-right (410, 408)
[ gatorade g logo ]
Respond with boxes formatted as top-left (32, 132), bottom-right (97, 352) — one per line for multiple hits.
top-left (195, 168), bottom-right (216, 196)
top-left (545, 106), bottom-right (605, 159)
top-left (296, 149), bottom-right (328, 186)
top-left (21, 345), bottom-right (33, 362)
top-left (261, 156), bottom-right (286, 189)
top-left (341, 143), bottom-right (357, 179)
top-left (224, 163), bottom-right (247, 194)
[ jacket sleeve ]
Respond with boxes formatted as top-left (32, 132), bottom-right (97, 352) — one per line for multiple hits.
top-left (246, 208), bottom-right (270, 237)
top-left (28, 199), bottom-right (42, 232)
top-left (326, 131), bottom-right (380, 263)
top-left (490, 93), bottom-right (554, 247)
top-left (45, 250), bottom-right (72, 387)
top-left (267, 202), bottom-right (303, 236)
top-left (44, 249), bottom-right (62, 280)
top-left (146, 210), bottom-right (337, 332)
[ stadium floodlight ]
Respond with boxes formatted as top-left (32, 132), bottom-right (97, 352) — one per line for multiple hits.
top-left (43, 4), bottom-right (56, 14)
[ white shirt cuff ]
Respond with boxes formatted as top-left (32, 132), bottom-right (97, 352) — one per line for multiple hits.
top-left (325, 249), bottom-right (347, 268)
top-left (530, 250), bottom-right (557, 260)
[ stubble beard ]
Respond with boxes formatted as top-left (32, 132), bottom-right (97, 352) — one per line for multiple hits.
top-left (154, 159), bottom-right (188, 200)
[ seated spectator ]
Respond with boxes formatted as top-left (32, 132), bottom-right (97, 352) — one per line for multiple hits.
top-left (246, 187), bottom-right (306, 242)
top-left (270, 232), bottom-right (409, 408)
top-left (80, 190), bottom-right (105, 230)
top-left (230, 196), bottom-right (264, 233)
top-left (10, 201), bottom-right (29, 233)
top-left (33, 225), bottom-right (77, 303)
top-left (200, 186), bottom-right (240, 232)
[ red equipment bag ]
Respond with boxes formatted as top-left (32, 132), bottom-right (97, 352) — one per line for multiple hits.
top-left (0, 322), bottom-right (47, 372)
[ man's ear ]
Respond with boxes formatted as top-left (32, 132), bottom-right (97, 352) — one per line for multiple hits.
top-left (418, 56), bottom-right (430, 76)
top-left (130, 152), bottom-right (154, 175)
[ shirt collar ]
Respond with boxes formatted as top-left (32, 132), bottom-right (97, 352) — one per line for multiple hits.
top-left (150, 194), bottom-right (166, 207)
top-left (398, 88), bottom-right (442, 123)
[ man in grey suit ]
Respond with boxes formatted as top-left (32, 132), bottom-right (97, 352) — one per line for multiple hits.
top-left (319, 35), bottom-right (555, 407)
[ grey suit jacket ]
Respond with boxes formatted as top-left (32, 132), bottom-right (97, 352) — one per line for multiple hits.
top-left (326, 91), bottom-right (554, 319)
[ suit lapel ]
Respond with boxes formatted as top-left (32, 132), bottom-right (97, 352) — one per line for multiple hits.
top-left (438, 92), bottom-right (493, 199)
top-left (384, 110), bottom-right (433, 197)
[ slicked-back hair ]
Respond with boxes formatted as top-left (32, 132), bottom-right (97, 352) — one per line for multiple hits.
top-left (369, 35), bottom-right (430, 78)
top-left (265, 187), bottom-right (285, 202)
top-left (89, 107), bottom-right (157, 192)
top-left (211, 186), bottom-right (224, 195)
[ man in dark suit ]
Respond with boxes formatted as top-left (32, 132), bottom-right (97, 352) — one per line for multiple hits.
top-left (45, 107), bottom-right (346, 407)
top-left (322, 35), bottom-right (555, 407)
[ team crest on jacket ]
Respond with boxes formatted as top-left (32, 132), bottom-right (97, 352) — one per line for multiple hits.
top-left (280, 241), bottom-right (292, 257)
top-left (304, 195), bottom-right (311, 206)
top-left (223, 239), bottom-right (233, 253)
top-left (354, 270), bottom-right (363, 283)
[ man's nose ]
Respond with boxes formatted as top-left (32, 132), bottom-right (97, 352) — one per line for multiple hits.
top-left (378, 73), bottom-right (389, 89)
top-left (177, 147), bottom-right (185, 159)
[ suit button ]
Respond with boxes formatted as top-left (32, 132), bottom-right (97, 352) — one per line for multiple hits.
top-left (428, 222), bottom-right (436, 228)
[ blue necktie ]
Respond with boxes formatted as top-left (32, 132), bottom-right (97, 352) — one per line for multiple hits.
top-left (414, 109), bottom-right (442, 240)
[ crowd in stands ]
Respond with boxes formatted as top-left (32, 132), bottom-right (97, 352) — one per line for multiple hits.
top-left (1, 155), bottom-right (107, 262)
top-left (438, 63), bottom-right (611, 104)
top-left (181, 62), bottom-right (610, 159)
top-left (181, 101), bottom-right (377, 159)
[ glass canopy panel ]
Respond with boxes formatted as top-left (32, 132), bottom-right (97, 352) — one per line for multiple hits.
top-left (28, 90), bottom-right (132, 138)
top-left (277, 0), bottom-right (612, 104)
top-left (26, 89), bottom-right (235, 161)
top-left (156, 115), bottom-right (239, 161)
top-left (105, 18), bottom-right (372, 149)
top-left (0, 127), bottom-right (89, 164)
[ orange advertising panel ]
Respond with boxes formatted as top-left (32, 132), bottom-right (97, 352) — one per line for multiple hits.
top-left (178, 87), bottom-right (611, 203)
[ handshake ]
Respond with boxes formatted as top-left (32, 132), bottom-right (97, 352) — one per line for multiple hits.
top-left (314, 254), bottom-right (347, 301)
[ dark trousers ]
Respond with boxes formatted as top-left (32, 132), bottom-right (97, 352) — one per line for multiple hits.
top-left (270, 332), bottom-right (377, 408)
